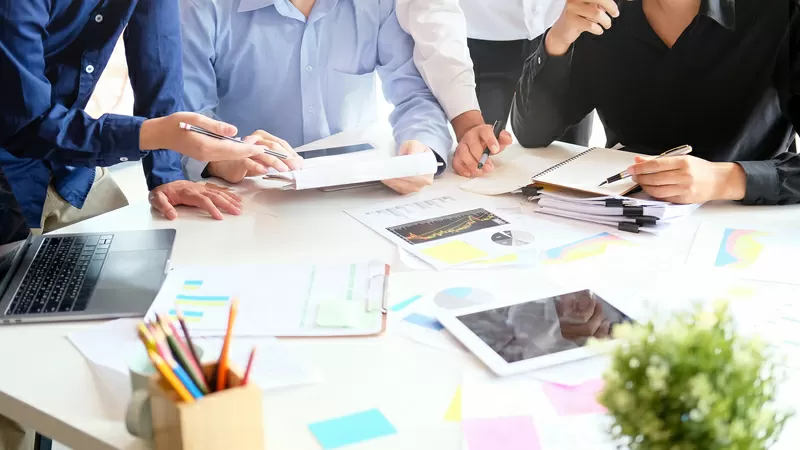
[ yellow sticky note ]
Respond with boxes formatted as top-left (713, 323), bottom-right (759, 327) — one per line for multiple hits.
top-left (727, 285), bottom-right (756, 299)
top-left (422, 241), bottom-right (488, 265)
top-left (444, 386), bottom-right (462, 422)
top-left (316, 301), bottom-right (362, 328)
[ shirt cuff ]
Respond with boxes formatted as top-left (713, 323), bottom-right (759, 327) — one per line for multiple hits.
top-left (735, 160), bottom-right (781, 205)
top-left (439, 87), bottom-right (481, 122)
top-left (96, 114), bottom-right (148, 166)
top-left (530, 30), bottom-right (574, 88)
top-left (182, 156), bottom-right (210, 182)
top-left (408, 132), bottom-right (455, 177)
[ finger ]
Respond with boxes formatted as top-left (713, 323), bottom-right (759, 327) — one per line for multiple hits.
top-left (455, 143), bottom-right (481, 176)
top-left (381, 178), bottom-right (413, 195)
top-left (634, 171), bottom-right (690, 187)
top-left (640, 184), bottom-right (688, 200)
top-left (584, 0), bottom-right (620, 17)
top-left (191, 115), bottom-right (238, 137)
top-left (149, 191), bottom-right (178, 220)
top-left (594, 320), bottom-right (611, 338)
top-left (477, 125), bottom-right (501, 154)
top-left (250, 152), bottom-right (291, 172)
top-left (662, 195), bottom-right (693, 205)
top-left (628, 157), bottom-right (687, 175)
top-left (452, 152), bottom-right (473, 178)
top-left (210, 186), bottom-right (243, 205)
top-left (575, 4), bottom-right (613, 29)
top-left (498, 130), bottom-right (513, 148)
top-left (183, 192), bottom-right (224, 220)
top-left (206, 190), bottom-right (241, 216)
top-left (481, 158), bottom-right (495, 174)
top-left (242, 158), bottom-right (269, 177)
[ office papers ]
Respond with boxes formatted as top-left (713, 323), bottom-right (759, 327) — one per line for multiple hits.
top-left (345, 194), bottom-right (537, 270)
top-left (264, 152), bottom-right (438, 190)
top-left (67, 320), bottom-right (317, 415)
top-left (686, 224), bottom-right (800, 285)
top-left (146, 262), bottom-right (388, 337)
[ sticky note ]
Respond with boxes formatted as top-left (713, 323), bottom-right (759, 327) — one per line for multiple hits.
top-left (308, 409), bottom-right (397, 449)
top-left (421, 240), bottom-right (488, 265)
top-left (444, 386), bottom-right (462, 422)
top-left (541, 379), bottom-right (608, 416)
top-left (462, 416), bottom-right (541, 450)
top-left (404, 313), bottom-right (444, 331)
top-left (391, 294), bottom-right (423, 312)
top-left (316, 301), bottom-right (363, 328)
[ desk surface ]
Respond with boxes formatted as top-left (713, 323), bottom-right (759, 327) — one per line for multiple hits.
top-left (2, 130), bottom-right (800, 450)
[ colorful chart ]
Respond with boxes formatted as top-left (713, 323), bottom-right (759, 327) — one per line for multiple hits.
top-left (544, 233), bottom-right (632, 264)
top-left (404, 313), bottom-right (444, 331)
top-left (387, 208), bottom-right (508, 245)
top-left (168, 280), bottom-right (230, 323)
top-left (714, 229), bottom-right (768, 268)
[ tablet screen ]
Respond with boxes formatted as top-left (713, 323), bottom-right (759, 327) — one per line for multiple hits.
top-left (456, 290), bottom-right (632, 363)
top-left (300, 143), bottom-right (375, 159)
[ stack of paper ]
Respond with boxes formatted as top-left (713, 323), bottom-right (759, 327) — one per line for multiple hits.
top-left (531, 190), bottom-right (700, 234)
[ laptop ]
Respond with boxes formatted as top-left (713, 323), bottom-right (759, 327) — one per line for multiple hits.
top-left (0, 170), bottom-right (176, 324)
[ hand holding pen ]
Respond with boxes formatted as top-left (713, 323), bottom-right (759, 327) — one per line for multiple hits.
top-left (598, 145), bottom-right (693, 187)
top-left (452, 117), bottom-right (513, 178)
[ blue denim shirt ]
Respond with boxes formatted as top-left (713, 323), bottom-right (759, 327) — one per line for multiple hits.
top-left (0, 0), bottom-right (186, 227)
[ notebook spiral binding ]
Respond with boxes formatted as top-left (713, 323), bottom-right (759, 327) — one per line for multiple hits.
top-left (530, 147), bottom-right (596, 180)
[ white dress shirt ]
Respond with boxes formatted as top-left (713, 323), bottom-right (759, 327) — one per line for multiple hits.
top-left (460, 0), bottom-right (565, 41)
top-left (396, 0), bottom-right (480, 120)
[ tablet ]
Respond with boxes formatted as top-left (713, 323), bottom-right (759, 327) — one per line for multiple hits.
top-left (298, 142), bottom-right (375, 159)
top-left (437, 289), bottom-right (634, 376)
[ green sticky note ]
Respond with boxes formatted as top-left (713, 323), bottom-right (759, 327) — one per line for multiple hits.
top-left (316, 301), bottom-right (363, 328)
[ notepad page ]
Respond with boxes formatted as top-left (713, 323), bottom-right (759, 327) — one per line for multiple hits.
top-left (535, 147), bottom-right (642, 196)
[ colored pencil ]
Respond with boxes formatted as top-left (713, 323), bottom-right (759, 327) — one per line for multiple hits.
top-left (137, 323), bottom-right (158, 352)
top-left (175, 306), bottom-right (205, 383)
top-left (147, 350), bottom-right (195, 403)
top-left (242, 347), bottom-right (257, 385)
top-left (159, 315), bottom-right (210, 394)
top-left (168, 359), bottom-right (204, 399)
top-left (216, 298), bottom-right (240, 391)
top-left (149, 321), bottom-right (176, 364)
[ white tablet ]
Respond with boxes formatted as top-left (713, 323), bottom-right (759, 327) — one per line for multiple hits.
top-left (437, 289), bottom-right (634, 376)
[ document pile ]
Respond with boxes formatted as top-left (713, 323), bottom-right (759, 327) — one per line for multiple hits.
top-left (529, 189), bottom-right (700, 234)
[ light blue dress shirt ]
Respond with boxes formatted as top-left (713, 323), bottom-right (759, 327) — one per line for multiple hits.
top-left (180, 0), bottom-right (453, 181)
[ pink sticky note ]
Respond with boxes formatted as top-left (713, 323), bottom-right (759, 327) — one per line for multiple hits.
top-left (462, 416), bottom-right (541, 450)
top-left (541, 379), bottom-right (608, 416)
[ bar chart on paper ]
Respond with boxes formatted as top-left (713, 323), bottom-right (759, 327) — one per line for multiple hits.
top-left (154, 277), bottom-right (233, 331)
top-left (687, 224), bottom-right (800, 285)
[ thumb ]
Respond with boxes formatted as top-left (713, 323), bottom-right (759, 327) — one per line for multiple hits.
top-left (150, 191), bottom-right (178, 220)
top-left (192, 114), bottom-right (238, 137)
top-left (634, 156), bottom-right (648, 163)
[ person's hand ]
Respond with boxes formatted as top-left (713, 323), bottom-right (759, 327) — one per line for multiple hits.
top-left (139, 112), bottom-right (263, 161)
top-left (453, 122), bottom-right (513, 178)
top-left (546, 0), bottom-right (620, 56)
top-left (628, 155), bottom-right (746, 204)
top-left (382, 140), bottom-right (435, 195)
top-left (149, 180), bottom-right (243, 220)
top-left (556, 293), bottom-right (611, 340)
top-left (206, 130), bottom-right (304, 183)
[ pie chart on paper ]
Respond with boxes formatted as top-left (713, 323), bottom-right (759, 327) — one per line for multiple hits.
top-left (491, 230), bottom-right (534, 247)
top-left (434, 287), bottom-right (494, 310)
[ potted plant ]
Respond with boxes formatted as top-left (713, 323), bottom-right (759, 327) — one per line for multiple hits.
top-left (598, 300), bottom-right (792, 449)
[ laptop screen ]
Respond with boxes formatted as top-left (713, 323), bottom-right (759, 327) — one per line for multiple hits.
top-left (0, 167), bottom-right (31, 290)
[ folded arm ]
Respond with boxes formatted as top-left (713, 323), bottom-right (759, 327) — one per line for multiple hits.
top-left (0, 0), bottom-right (145, 166)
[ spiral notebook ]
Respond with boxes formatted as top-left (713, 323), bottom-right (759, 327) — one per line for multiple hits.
top-left (461, 143), bottom-right (646, 197)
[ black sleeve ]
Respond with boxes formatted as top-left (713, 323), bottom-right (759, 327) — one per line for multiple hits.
top-left (511, 31), bottom-right (596, 149)
top-left (751, 2), bottom-right (800, 205)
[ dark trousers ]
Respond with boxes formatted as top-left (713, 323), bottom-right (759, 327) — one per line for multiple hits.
top-left (467, 37), bottom-right (593, 146)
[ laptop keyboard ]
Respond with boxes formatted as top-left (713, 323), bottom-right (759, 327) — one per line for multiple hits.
top-left (5, 234), bottom-right (113, 315)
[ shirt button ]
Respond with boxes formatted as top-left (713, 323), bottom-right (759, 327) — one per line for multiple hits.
top-left (305, 65), bottom-right (313, 72)
top-left (85, 65), bottom-right (95, 74)
top-left (94, 14), bottom-right (103, 23)
top-left (119, 157), bottom-right (129, 162)
top-left (537, 56), bottom-right (542, 65)
top-left (756, 197), bottom-right (765, 205)
top-left (307, 106), bottom-right (313, 112)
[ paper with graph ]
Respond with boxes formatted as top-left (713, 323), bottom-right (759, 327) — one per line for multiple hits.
top-left (686, 223), bottom-right (800, 285)
top-left (146, 262), bottom-right (388, 337)
top-left (346, 194), bottom-right (537, 270)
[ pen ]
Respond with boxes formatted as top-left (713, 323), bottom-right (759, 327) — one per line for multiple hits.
top-left (178, 122), bottom-right (288, 160)
top-left (598, 145), bottom-right (692, 187)
top-left (477, 120), bottom-right (507, 170)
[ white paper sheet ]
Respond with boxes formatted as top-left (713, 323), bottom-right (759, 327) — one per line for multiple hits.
top-left (146, 262), bottom-right (387, 337)
top-left (346, 193), bottom-right (538, 270)
top-left (686, 223), bottom-right (800, 285)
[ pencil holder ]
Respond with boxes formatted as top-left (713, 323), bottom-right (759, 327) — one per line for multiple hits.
top-left (148, 363), bottom-right (265, 450)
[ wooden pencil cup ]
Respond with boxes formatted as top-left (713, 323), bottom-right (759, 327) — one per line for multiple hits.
top-left (148, 363), bottom-right (265, 450)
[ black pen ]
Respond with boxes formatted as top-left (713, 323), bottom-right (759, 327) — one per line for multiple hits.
top-left (598, 145), bottom-right (692, 187)
top-left (178, 122), bottom-right (288, 160)
top-left (477, 120), bottom-right (506, 170)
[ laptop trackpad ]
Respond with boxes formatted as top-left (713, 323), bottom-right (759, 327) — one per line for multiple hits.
top-left (89, 250), bottom-right (168, 314)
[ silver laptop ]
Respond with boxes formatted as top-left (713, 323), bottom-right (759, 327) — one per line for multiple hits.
top-left (0, 174), bottom-right (176, 324)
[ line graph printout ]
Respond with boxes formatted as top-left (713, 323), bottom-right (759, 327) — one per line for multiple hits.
top-left (347, 193), bottom-right (535, 270)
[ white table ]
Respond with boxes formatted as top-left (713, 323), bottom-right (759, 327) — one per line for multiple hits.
top-left (2, 130), bottom-right (800, 450)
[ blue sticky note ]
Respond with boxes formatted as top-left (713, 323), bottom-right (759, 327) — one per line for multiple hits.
top-left (308, 409), bottom-right (397, 449)
top-left (404, 313), bottom-right (444, 331)
top-left (390, 294), bottom-right (423, 312)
